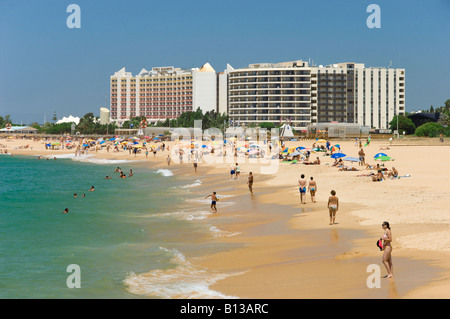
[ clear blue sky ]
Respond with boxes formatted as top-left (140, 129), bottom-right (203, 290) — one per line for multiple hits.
top-left (1, 0), bottom-right (449, 124)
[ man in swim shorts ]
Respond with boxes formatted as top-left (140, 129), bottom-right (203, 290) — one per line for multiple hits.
top-left (298, 174), bottom-right (307, 204)
top-left (205, 192), bottom-right (218, 214)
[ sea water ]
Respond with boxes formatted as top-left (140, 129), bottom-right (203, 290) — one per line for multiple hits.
top-left (0, 155), bottom-right (238, 298)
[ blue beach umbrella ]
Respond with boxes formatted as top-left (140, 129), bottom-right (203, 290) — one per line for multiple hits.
top-left (331, 153), bottom-right (346, 159)
top-left (374, 153), bottom-right (388, 158)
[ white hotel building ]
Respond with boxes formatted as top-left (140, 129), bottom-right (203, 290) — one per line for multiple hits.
top-left (226, 60), bottom-right (405, 130)
top-left (110, 63), bottom-right (216, 124)
top-left (110, 59), bottom-right (405, 130)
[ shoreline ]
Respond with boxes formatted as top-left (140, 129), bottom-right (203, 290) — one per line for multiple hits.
top-left (2, 137), bottom-right (450, 298)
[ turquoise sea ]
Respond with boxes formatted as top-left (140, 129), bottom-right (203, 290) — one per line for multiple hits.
top-left (0, 154), bottom-right (237, 299)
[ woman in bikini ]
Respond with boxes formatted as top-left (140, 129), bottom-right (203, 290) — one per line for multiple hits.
top-left (327, 190), bottom-right (339, 225)
top-left (308, 177), bottom-right (317, 203)
top-left (381, 221), bottom-right (394, 278)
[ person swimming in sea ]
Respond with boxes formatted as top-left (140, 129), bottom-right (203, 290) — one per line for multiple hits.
top-left (62, 208), bottom-right (69, 214)
top-left (89, 186), bottom-right (95, 192)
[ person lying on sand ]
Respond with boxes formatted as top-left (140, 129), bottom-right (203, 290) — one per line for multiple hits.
top-left (339, 166), bottom-right (359, 171)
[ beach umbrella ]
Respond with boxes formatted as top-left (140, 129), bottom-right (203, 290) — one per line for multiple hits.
top-left (248, 149), bottom-right (258, 155)
top-left (344, 156), bottom-right (360, 162)
top-left (290, 152), bottom-right (301, 157)
top-left (334, 144), bottom-right (341, 148)
top-left (374, 156), bottom-right (392, 161)
top-left (109, 138), bottom-right (115, 141)
top-left (100, 141), bottom-right (105, 144)
top-left (331, 146), bottom-right (340, 152)
top-left (296, 146), bottom-right (306, 150)
top-left (82, 143), bottom-right (89, 147)
top-left (158, 134), bottom-right (164, 137)
top-left (317, 139), bottom-right (327, 143)
top-left (374, 153), bottom-right (388, 158)
top-left (331, 153), bottom-right (346, 159)
top-left (202, 145), bottom-right (208, 148)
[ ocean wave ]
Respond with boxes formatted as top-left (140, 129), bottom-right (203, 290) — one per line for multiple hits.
top-left (208, 225), bottom-right (241, 238)
top-left (151, 210), bottom-right (211, 221)
top-left (180, 179), bottom-right (202, 188)
top-left (47, 154), bottom-right (139, 165)
top-left (123, 247), bottom-right (243, 299)
top-left (155, 169), bottom-right (174, 177)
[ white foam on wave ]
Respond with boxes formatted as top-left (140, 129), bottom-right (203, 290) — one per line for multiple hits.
top-left (180, 179), bottom-right (202, 188)
top-left (47, 153), bottom-right (139, 165)
top-left (208, 225), bottom-right (241, 238)
top-left (123, 247), bottom-right (244, 299)
top-left (151, 210), bottom-right (211, 221)
top-left (155, 169), bottom-right (174, 177)
top-left (187, 197), bottom-right (236, 208)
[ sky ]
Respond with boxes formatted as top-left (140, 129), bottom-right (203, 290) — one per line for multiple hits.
top-left (0, 0), bottom-right (449, 124)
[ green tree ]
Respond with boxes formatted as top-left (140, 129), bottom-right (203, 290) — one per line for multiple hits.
top-left (429, 105), bottom-right (434, 113)
top-left (389, 115), bottom-right (416, 134)
top-left (76, 113), bottom-right (96, 134)
top-left (415, 122), bottom-right (445, 137)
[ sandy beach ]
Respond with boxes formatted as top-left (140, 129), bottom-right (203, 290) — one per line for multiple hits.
top-left (2, 135), bottom-right (450, 298)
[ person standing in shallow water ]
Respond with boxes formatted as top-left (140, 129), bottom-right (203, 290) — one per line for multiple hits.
top-left (381, 221), bottom-right (394, 278)
top-left (247, 172), bottom-right (254, 193)
top-left (205, 192), bottom-right (218, 214)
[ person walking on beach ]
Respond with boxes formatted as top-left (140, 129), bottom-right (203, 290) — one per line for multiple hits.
top-left (193, 159), bottom-right (198, 173)
top-left (235, 163), bottom-right (240, 179)
top-left (327, 190), bottom-right (339, 225)
top-left (298, 174), bottom-right (307, 204)
top-left (247, 172), bottom-right (254, 193)
top-left (205, 192), bottom-right (218, 214)
top-left (381, 221), bottom-right (394, 278)
top-left (308, 177), bottom-right (317, 203)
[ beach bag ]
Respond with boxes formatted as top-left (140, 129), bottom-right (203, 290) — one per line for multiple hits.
top-left (376, 238), bottom-right (383, 251)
